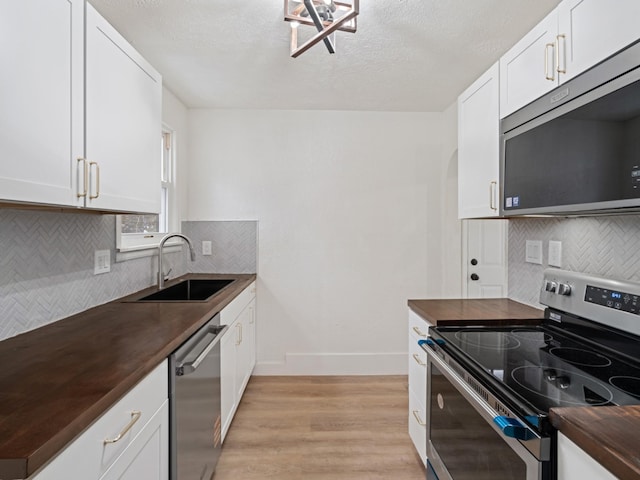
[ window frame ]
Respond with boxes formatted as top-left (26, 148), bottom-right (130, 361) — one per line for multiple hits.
top-left (115, 125), bottom-right (178, 258)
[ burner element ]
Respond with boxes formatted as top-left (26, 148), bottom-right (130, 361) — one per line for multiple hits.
top-left (510, 329), bottom-right (553, 343)
top-left (609, 376), bottom-right (640, 398)
top-left (549, 347), bottom-right (612, 367)
top-left (453, 331), bottom-right (521, 350)
top-left (510, 366), bottom-right (614, 407)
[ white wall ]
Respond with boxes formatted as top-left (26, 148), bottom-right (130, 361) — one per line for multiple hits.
top-left (187, 109), bottom-right (458, 374)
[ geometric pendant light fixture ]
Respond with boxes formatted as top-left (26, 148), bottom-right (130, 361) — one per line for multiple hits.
top-left (284, 0), bottom-right (359, 57)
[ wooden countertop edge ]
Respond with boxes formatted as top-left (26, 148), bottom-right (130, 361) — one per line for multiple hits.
top-left (407, 298), bottom-right (544, 325)
top-left (0, 273), bottom-right (256, 479)
top-left (550, 407), bottom-right (640, 480)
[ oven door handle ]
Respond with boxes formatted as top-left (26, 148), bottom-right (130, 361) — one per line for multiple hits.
top-left (493, 416), bottom-right (537, 441)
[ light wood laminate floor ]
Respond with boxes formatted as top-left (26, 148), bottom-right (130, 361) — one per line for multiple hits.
top-left (215, 376), bottom-right (425, 480)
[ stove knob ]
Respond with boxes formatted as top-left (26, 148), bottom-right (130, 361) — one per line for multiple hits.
top-left (557, 376), bottom-right (571, 389)
top-left (544, 281), bottom-right (557, 293)
top-left (557, 283), bottom-right (572, 296)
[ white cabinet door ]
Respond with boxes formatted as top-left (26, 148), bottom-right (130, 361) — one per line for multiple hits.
top-left (558, 0), bottom-right (640, 83)
top-left (458, 62), bottom-right (500, 219)
top-left (236, 299), bottom-right (256, 400)
top-left (557, 433), bottom-right (617, 480)
top-left (85, 5), bottom-right (162, 214)
top-left (500, 9), bottom-right (558, 118)
top-left (99, 400), bottom-right (169, 480)
top-left (220, 325), bottom-right (238, 443)
top-left (30, 362), bottom-right (168, 480)
top-left (220, 282), bottom-right (257, 442)
top-left (0, 0), bottom-right (84, 207)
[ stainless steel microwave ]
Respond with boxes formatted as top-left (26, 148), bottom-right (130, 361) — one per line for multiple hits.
top-left (500, 39), bottom-right (640, 216)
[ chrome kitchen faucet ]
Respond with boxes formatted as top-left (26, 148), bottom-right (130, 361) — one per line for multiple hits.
top-left (158, 233), bottom-right (196, 289)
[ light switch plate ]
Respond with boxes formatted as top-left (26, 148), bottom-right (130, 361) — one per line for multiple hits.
top-left (548, 240), bottom-right (562, 267)
top-left (202, 240), bottom-right (212, 256)
top-left (525, 240), bottom-right (543, 265)
top-left (94, 250), bottom-right (111, 275)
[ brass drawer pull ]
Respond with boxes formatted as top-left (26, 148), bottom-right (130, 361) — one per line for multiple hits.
top-left (412, 353), bottom-right (426, 366)
top-left (412, 410), bottom-right (426, 426)
top-left (104, 410), bottom-right (141, 445)
top-left (412, 326), bottom-right (427, 337)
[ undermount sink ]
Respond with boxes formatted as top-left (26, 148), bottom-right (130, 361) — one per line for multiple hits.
top-left (135, 279), bottom-right (235, 302)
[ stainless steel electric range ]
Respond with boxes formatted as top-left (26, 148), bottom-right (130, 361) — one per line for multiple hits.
top-left (421, 269), bottom-right (640, 480)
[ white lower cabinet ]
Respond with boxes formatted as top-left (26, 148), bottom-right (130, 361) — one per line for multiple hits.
top-left (408, 308), bottom-right (431, 466)
top-left (30, 362), bottom-right (168, 480)
top-left (220, 282), bottom-right (257, 442)
top-left (557, 433), bottom-right (616, 480)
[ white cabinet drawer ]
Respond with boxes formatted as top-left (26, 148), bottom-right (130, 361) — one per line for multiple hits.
top-left (409, 309), bottom-right (430, 340)
top-left (408, 336), bottom-right (427, 399)
top-left (220, 281), bottom-right (256, 326)
top-left (31, 361), bottom-right (168, 479)
top-left (408, 388), bottom-right (427, 466)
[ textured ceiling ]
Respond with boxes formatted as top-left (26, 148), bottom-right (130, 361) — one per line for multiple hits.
top-left (89, 0), bottom-right (561, 111)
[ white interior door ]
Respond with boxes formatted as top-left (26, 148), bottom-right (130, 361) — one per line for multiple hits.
top-left (463, 219), bottom-right (508, 298)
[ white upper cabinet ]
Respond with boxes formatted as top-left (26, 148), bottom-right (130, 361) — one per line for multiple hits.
top-left (500, 0), bottom-right (640, 118)
top-left (558, 0), bottom-right (640, 83)
top-left (85, 5), bottom-right (162, 213)
top-left (0, 0), bottom-right (84, 207)
top-left (0, 1), bottom-right (161, 214)
top-left (499, 9), bottom-right (559, 118)
top-left (458, 62), bottom-right (500, 218)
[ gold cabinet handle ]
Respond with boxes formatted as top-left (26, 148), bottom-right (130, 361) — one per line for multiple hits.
top-left (77, 158), bottom-right (88, 198)
top-left (490, 181), bottom-right (498, 211)
top-left (412, 353), bottom-right (426, 366)
top-left (556, 34), bottom-right (566, 74)
top-left (104, 411), bottom-right (141, 445)
top-left (544, 42), bottom-right (555, 81)
top-left (235, 323), bottom-right (242, 346)
top-left (412, 326), bottom-right (427, 337)
top-left (412, 410), bottom-right (426, 427)
top-left (89, 161), bottom-right (100, 199)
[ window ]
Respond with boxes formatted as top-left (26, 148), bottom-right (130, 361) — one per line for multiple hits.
top-left (116, 128), bottom-right (176, 255)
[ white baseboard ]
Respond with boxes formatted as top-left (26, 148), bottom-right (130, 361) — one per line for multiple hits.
top-left (253, 352), bottom-right (408, 376)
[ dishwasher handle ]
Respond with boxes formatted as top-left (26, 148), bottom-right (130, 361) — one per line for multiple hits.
top-left (176, 324), bottom-right (228, 376)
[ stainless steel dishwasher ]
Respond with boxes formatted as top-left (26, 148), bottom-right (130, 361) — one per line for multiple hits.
top-left (169, 314), bottom-right (228, 480)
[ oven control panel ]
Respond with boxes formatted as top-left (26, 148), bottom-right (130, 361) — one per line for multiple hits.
top-left (585, 285), bottom-right (640, 315)
top-left (540, 269), bottom-right (640, 338)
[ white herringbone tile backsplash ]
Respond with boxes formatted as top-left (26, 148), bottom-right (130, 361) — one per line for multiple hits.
top-left (508, 215), bottom-right (640, 307)
top-left (183, 221), bottom-right (257, 274)
top-left (0, 211), bottom-right (257, 342)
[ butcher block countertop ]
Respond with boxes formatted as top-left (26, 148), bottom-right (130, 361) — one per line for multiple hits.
top-left (0, 273), bottom-right (255, 480)
top-left (408, 298), bottom-right (544, 325)
top-left (551, 406), bottom-right (640, 480)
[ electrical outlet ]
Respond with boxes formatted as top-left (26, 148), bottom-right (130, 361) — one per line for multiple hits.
top-left (548, 240), bottom-right (562, 267)
top-left (94, 250), bottom-right (111, 275)
top-left (525, 240), bottom-right (543, 265)
top-left (202, 241), bottom-right (212, 256)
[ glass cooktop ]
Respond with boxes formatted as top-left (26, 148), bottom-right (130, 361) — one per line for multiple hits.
top-left (430, 324), bottom-right (640, 414)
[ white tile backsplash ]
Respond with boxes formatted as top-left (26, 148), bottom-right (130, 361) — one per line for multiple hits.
top-left (508, 215), bottom-right (640, 307)
top-left (0, 211), bottom-right (258, 341)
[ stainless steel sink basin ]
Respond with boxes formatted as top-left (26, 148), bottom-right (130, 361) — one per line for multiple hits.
top-left (135, 279), bottom-right (235, 302)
